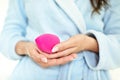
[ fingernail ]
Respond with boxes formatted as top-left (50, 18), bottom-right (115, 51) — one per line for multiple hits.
top-left (52, 47), bottom-right (58, 52)
top-left (70, 57), bottom-right (74, 61)
top-left (41, 58), bottom-right (47, 63)
top-left (73, 54), bottom-right (77, 58)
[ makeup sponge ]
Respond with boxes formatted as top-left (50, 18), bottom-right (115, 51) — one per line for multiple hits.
top-left (35, 34), bottom-right (60, 54)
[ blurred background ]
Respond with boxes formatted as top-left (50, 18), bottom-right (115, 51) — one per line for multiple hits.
top-left (0, 0), bottom-right (120, 80)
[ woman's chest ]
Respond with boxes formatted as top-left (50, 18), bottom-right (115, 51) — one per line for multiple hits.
top-left (24, 0), bottom-right (105, 32)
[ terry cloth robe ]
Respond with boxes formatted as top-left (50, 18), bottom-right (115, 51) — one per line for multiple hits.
top-left (0, 0), bottom-right (120, 80)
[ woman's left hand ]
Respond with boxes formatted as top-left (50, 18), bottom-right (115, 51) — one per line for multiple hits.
top-left (44, 34), bottom-right (88, 59)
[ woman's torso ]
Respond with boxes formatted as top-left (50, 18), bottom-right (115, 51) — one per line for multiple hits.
top-left (10, 0), bottom-right (109, 80)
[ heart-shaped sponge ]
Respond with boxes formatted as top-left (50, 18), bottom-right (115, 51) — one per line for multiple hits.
top-left (35, 34), bottom-right (60, 54)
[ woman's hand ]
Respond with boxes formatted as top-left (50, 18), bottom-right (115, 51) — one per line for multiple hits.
top-left (24, 42), bottom-right (77, 68)
top-left (39, 53), bottom-right (77, 68)
top-left (44, 34), bottom-right (99, 59)
top-left (15, 41), bottom-right (77, 68)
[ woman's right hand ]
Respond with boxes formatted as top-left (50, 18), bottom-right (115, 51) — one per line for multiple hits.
top-left (15, 41), bottom-right (77, 68)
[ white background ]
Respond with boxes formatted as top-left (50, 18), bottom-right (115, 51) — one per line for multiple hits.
top-left (0, 0), bottom-right (18, 80)
top-left (0, 0), bottom-right (120, 80)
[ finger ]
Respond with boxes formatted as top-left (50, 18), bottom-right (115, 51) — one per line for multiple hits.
top-left (47, 53), bottom-right (77, 67)
top-left (29, 49), bottom-right (48, 63)
top-left (48, 47), bottom-right (77, 59)
top-left (55, 54), bottom-right (76, 65)
top-left (35, 48), bottom-right (51, 59)
top-left (52, 39), bottom-right (74, 53)
top-left (39, 54), bottom-right (77, 68)
top-left (57, 53), bottom-right (77, 65)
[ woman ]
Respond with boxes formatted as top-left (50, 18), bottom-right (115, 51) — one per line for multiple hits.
top-left (0, 0), bottom-right (120, 80)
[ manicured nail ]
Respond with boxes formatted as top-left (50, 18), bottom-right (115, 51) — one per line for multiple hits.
top-left (73, 54), bottom-right (77, 58)
top-left (70, 57), bottom-right (74, 61)
top-left (52, 47), bottom-right (59, 52)
top-left (41, 58), bottom-right (47, 63)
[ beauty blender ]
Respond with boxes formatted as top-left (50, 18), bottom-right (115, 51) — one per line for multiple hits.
top-left (35, 33), bottom-right (60, 54)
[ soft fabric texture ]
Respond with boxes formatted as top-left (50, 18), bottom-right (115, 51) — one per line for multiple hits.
top-left (0, 0), bottom-right (120, 80)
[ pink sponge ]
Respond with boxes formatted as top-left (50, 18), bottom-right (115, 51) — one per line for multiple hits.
top-left (35, 33), bottom-right (60, 54)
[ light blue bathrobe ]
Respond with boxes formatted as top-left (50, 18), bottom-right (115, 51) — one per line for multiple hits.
top-left (0, 0), bottom-right (120, 80)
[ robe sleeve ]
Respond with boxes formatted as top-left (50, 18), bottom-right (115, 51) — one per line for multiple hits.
top-left (84, 0), bottom-right (120, 70)
top-left (0, 0), bottom-right (28, 60)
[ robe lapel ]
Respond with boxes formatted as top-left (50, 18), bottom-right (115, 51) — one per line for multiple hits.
top-left (55, 0), bottom-right (86, 33)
